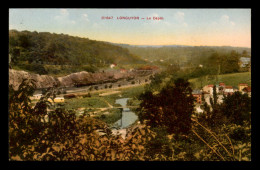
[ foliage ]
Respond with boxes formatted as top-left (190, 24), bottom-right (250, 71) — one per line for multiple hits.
top-left (9, 30), bottom-right (145, 73)
top-left (221, 92), bottom-right (251, 125)
top-left (122, 45), bottom-right (250, 70)
top-left (138, 78), bottom-right (195, 134)
top-left (189, 72), bottom-right (251, 90)
top-left (9, 79), bottom-right (160, 161)
top-left (96, 108), bottom-right (122, 125)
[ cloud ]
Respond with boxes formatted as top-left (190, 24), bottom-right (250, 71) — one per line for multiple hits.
top-left (220, 15), bottom-right (235, 26)
top-left (174, 11), bottom-right (188, 27)
top-left (81, 13), bottom-right (89, 22)
top-left (54, 9), bottom-right (76, 25)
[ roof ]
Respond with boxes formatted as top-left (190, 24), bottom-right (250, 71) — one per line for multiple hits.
top-left (225, 86), bottom-right (233, 89)
top-left (240, 57), bottom-right (250, 62)
top-left (239, 83), bottom-right (248, 86)
top-left (202, 91), bottom-right (210, 94)
top-left (55, 97), bottom-right (64, 99)
top-left (243, 87), bottom-right (251, 92)
top-left (208, 84), bottom-right (214, 87)
top-left (219, 82), bottom-right (225, 86)
top-left (224, 92), bottom-right (234, 95)
top-left (192, 90), bottom-right (202, 94)
top-left (34, 94), bottom-right (42, 96)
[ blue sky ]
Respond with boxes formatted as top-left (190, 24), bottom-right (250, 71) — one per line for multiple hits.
top-left (9, 8), bottom-right (251, 47)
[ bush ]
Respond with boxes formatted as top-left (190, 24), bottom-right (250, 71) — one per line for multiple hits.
top-left (221, 92), bottom-right (251, 125)
top-left (138, 78), bottom-right (194, 134)
top-left (81, 65), bottom-right (98, 73)
top-left (82, 93), bottom-right (91, 98)
top-left (64, 94), bottom-right (76, 99)
top-left (9, 81), bottom-right (158, 161)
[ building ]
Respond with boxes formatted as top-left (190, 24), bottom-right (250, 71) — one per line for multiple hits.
top-left (120, 68), bottom-right (127, 73)
top-left (32, 94), bottom-right (42, 100)
top-left (192, 90), bottom-right (202, 104)
top-left (219, 82), bottom-right (225, 87)
top-left (203, 84), bottom-right (219, 95)
top-left (242, 86), bottom-right (251, 97)
top-left (224, 86), bottom-right (234, 95)
top-left (48, 97), bottom-right (65, 103)
top-left (110, 63), bottom-right (117, 68)
top-left (238, 83), bottom-right (248, 92)
top-left (239, 57), bottom-right (251, 68)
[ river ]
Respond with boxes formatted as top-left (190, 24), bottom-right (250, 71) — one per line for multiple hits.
top-left (113, 98), bottom-right (138, 129)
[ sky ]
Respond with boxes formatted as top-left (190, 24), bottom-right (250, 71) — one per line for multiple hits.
top-left (9, 8), bottom-right (251, 48)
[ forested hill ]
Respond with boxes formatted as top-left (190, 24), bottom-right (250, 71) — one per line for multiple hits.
top-left (109, 42), bottom-right (251, 65)
top-left (9, 30), bottom-right (145, 67)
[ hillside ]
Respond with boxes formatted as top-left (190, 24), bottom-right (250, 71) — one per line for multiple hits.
top-left (9, 30), bottom-right (146, 75)
top-left (189, 72), bottom-right (251, 89)
top-left (110, 42), bottom-right (251, 66)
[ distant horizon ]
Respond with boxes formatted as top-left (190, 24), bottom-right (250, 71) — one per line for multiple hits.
top-left (9, 9), bottom-right (251, 48)
top-left (9, 28), bottom-right (251, 49)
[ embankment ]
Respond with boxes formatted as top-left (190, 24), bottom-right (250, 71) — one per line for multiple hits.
top-left (9, 69), bottom-right (154, 90)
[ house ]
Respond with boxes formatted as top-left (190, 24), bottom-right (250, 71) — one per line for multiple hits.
top-left (203, 84), bottom-right (219, 95)
top-left (120, 68), bottom-right (127, 73)
top-left (110, 63), bottom-right (117, 68)
top-left (54, 97), bottom-right (65, 103)
top-left (219, 82), bottom-right (225, 87)
top-left (203, 84), bottom-right (213, 94)
top-left (239, 57), bottom-right (251, 68)
top-left (224, 86), bottom-right (234, 95)
top-left (242, 86), bottom-right (251, 97)
top-left (32, 94), bottom-right (42, 100)
top-left (192, 90), bottom-right (202, 104)
top-left (238, 83), bottom-right (248, 92)
top-left (48, 97), bottom-right (65, 103)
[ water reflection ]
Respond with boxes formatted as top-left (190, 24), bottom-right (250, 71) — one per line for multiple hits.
top-left (113, 98), bottom-right (138, 129)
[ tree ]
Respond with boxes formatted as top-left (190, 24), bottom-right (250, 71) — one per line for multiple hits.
top-left (221, 92), bottom-right (251, 125)
top-left (9, 79), bottom-right (158, 161)
top-left (209, 85), bottom-right (218, 108)
top-left (138, 78), bottom-right (195, 134)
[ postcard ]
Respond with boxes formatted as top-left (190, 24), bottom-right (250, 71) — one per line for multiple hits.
top-left (9, 8), bottom-right (251, 161)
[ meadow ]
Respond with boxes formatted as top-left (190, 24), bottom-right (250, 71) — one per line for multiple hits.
top-left (189, 72), bottom-right (251, 89)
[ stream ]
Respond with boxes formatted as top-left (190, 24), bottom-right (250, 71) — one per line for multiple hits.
top-left (113, 98), bottom-right (138, 129)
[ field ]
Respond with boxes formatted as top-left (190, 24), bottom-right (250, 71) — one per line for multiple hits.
top-left (189, 72), bottom-right (251, 89)
top-left (59, 84), bottom-right (145, 125)
top-left (64, 84), bottom-right (145, 109)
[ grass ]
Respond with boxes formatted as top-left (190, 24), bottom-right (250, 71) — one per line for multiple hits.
top-left (95, 108), bottom-right (122, 125)
top-left (120, 84), bottom-right (145, 99)
top-left (189, 72), bottom-right (251, 89)
top-left (64, 97), bottom-right (109, 110)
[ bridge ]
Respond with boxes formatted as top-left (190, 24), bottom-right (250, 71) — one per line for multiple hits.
top-left (112, 106), bottom-right (139, 109)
